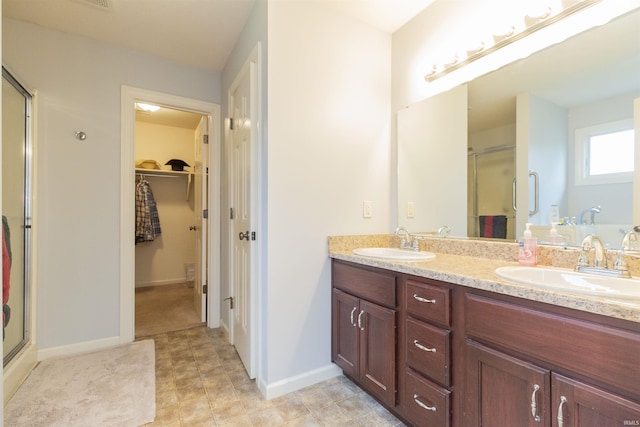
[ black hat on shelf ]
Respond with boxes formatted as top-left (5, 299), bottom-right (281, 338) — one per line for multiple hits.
top-left (165, 159), bottom-right (190, 171)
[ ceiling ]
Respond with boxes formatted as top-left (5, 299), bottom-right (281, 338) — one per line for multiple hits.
top-left (4, 0), bottom-right (435, 129)
top-left (3, 0), bottom-right (435, 72)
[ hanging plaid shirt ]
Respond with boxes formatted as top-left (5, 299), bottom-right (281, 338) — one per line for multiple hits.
top-left (135, 178), bottom-right (161, 244)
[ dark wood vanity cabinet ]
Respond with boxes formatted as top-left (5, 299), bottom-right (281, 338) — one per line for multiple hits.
top-left (331, 259), bottom-right (640, 427)
top-left (331, 260), bottom-right (397, 407)
top-left (398, 276), bottom-right (454, 427)
top-left (464, 292), bottom-right (640, 427)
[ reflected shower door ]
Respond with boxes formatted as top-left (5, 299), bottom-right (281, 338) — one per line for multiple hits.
top-left (468, 147), bottom-right (515, 240)
top-left (3, 67), bottom-right (33, 365)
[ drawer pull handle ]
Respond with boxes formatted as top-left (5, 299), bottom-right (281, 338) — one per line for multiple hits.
top-left (413, 294), bottom-right (436, 304)
top-left (413, 394), bottom-right (436, 412)
top-left (531, 384), bottom-right (541, 422)
top-left (557, 396), bottom-right (567, 427)
top-left (350, 307), bottom-right (357, 327)
top-left (413, 340), bottom-right (436, 353)
top-left (357, 310), bottom-right (365, 331)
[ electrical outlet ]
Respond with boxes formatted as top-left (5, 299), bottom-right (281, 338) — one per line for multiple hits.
top-left (407, 202), bottom-right (415, 218)
top-left (363, 200), bottom-right (373, 218)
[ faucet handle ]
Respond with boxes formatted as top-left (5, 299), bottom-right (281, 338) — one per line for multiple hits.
top-left (613, 250), bottom-right (629, 272)
top-left (576, 251), bottom-right (589, 268)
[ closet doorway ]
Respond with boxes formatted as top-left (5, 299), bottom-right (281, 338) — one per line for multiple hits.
top-left (120, 86), bottom-right (221, 343)
top-left (134, 105), bottom-right (208, 337)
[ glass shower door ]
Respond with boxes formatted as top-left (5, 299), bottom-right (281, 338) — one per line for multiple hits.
top-left (2, 67), bottom-right (33, 366)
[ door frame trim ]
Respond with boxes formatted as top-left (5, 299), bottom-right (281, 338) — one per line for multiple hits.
top-left (119, 86), bottom-right (221, 343)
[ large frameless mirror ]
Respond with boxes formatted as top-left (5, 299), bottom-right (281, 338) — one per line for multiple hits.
top-left (3, 67), bottom-right (33, 366)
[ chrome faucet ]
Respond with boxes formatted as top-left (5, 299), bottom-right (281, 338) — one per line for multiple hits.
top-left (622, 231), bottom-right (638, 251)
top-left (576, 234), bottom-right (630, 278)
top-left (578, 205), bottom-right (601, 225)
top-left (394, 227), bottom-right (421, 251)
top-left (577, 234), bottom-right (608, 269)
top-left (437, 225), bottom-right (451, 237)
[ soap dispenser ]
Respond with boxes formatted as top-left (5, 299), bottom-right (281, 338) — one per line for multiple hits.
top-left (519, 223), bottom-right (537, 266)
top-left (546, 223), bottom-right (566, 246)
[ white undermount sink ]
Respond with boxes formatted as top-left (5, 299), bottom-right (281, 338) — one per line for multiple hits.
top-left (495, 266), bottom-right (640, 300)
top-left (352, 247), bottom-right (435, 261)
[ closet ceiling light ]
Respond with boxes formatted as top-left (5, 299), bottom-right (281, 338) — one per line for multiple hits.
top-left (136, 103), bottom-right (160, 112)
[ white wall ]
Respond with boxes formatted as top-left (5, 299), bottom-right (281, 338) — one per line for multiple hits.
top-left (2, 18), bottom-right (219, 350)
top-left (266, 1), bottom-right (391, 391)
top-left (134, 122), bottom-right (196, 287)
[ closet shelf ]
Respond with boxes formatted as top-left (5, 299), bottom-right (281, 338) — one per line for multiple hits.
top-left (135, 168), bottom-right (193, 200)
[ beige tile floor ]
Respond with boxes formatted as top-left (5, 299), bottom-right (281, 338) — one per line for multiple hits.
top-left (142, 326), bottom-right (406, 426)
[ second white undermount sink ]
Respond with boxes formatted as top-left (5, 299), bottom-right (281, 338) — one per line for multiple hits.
top-left (495, 266), bottom-right (640, 300)
top-left (352, 247), bottom-right (436, 261)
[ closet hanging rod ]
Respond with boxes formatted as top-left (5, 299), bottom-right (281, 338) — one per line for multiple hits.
top-left (468, 144), bottom-right (515, 157)
top-left (136, 172), bottom-right (184, 179)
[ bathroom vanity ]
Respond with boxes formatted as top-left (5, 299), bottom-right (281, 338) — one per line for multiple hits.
top-left (330, 241), bottom-right (640, 427)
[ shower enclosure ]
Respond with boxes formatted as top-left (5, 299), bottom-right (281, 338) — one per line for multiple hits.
top-left (2, 67), bottom-right (33, 367)
top-left (467, 145), bottom-right (516, 240)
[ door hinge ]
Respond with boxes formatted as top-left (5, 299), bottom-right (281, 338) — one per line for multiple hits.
top-left (251, 231), bottom-right (256, 241)
top-left (229, 118), bottom-right (236, 130)
top-left (203, 209), bottom-right (208, 219)
top-left (203, 134), bottom-right (209, 144)
top-left (203, 284), bottom-right (208, 294)
top-left (230, 207), bottom-right (234, 219)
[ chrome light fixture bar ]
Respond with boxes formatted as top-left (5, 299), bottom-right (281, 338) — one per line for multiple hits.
top-left (424, 0), bottom-right (602, 82)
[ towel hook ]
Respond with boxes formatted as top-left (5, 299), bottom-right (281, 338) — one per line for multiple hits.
top-left (74, 131), bottom-right (87, 141)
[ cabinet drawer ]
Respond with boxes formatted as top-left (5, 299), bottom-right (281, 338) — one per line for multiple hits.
top-left (465, 292), bottom-right (640, 399)
top-left (406, 318), bottom-right (450, 387)
top-left (405, 278), bottom-right (450, 326)
top-left (332, 261), bottom-right (396, 308)
top-left (402, 368), bottom-right (450, 427)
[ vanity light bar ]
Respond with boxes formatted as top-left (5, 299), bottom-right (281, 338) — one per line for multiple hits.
top-left (424, 0), bottom-right (601, 82)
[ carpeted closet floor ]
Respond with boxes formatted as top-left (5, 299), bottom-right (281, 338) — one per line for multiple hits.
top-left (136, 283), bottom-right (204, 338)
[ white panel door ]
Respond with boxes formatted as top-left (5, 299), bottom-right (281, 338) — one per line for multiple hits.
top-left (229, 58), bottom-right (256, 378)
top-left (194, 117), bottom-right (208, 322)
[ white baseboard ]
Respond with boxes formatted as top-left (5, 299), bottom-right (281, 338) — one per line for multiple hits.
top-left (37, 336), bottom-right (121, 361)
top-left (135, 279), bottom-right (187, 288)
top-left (219, 319), bottom-right (229, 336)
top-left (259, 363), bottom-right (343, 400)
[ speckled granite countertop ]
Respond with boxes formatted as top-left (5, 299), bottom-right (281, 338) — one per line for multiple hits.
top-left (328, 235), bottom-right (640, 324)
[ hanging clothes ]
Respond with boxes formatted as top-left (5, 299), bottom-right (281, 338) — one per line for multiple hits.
top-left (3, 215), bottom-right (12, 338)
top-left (135, 178), bottom-right (162, 244)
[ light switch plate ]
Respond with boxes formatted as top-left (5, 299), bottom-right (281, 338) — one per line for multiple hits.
top-left (363, 200), bottom-right (373, 218)
top-left (407, 202), bottom-right (415, 218)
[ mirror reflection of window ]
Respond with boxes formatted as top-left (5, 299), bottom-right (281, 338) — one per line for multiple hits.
top-left (576, 119), bottom-right (634, 186)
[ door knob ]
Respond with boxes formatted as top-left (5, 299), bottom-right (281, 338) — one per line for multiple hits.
top-left (239, 231), bottom-right (250, 240)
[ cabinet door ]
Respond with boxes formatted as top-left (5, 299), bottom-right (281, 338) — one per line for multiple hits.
top-left (465, 340), bottom-right (551, 427)
top-left (552, 373), bottom-right (640, 427)
top-left (332, 289), bottom-right (359, 378)
top-left (360, 299), bottom-right (397, 406)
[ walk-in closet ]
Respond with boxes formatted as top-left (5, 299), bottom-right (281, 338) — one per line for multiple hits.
top-left (134, 104), bottom-right (208, 338)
